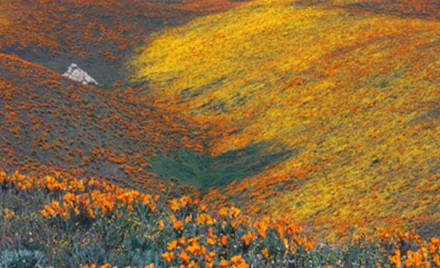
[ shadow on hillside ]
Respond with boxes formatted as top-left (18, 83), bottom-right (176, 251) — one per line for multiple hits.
top-left (293, 0), bottom-right (440, 21)
top-left (150, 141), bottom-right (298, 191)
top-left (416, 221), bottom-right (440, 240)
top-left (0, 0), bottom-right (251, 88)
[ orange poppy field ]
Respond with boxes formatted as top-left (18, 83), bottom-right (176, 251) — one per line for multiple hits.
top-left (0, 0), bottom-right (439, 267)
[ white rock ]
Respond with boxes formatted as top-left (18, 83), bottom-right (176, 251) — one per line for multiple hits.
top-left (62, 63), bottom-right (98, 85)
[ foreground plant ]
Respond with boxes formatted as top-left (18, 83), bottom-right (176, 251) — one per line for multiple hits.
top-left (1, 169), bottom-right (439, 267)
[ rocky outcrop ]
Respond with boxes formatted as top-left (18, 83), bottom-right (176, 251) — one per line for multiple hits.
top-left (62, 63), bottom-right (98, 85)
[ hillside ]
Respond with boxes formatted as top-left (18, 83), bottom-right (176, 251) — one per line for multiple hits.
top-left (0, 53), bottom-right (211, 193)
top-left (0, 0), bottom-right (245, 87)
top-left (0, 12), bottom-right (6, 26)
top-left (131, 0), bottom-right (440, 240)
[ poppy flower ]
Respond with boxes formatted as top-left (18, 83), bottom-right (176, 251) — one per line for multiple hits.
top-left (162, 252), bottom-right (174, 263)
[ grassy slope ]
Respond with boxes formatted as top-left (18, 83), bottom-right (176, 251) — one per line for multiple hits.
top-left (131, 0), bottom-right (440, 239)
top-left (0, 15), bottom-right (6, 26)
top-left (0, 0), bottom-right (246, 87)
top-left (0, 4), bottom-right (8, 27)
top-left (0, 53), bottom-right (210, 193)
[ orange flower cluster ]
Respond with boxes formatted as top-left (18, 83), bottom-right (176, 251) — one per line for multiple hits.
top-left (1, 208), bottom-right (15, 219)
top-left (168, 196), bottom-right (194, 211)
top-left (386, 233), bottom-right (440, 268)
top-left (230, 255), bottom-right (250, 268)
top-left (162, 236), bottom-right (210, 266)
top-left (0, 168), bottom-right (157, 219)
top-left (378, 228), bottom-right (423, 247)
top-left (40, 188), bottom-right (157, 219)
top-left (81, 264), bottom-right (112, 268)
top-left (162, 234), bottom-right (252, 268)
top-left (218, 207), bottom-right (241, 218)
top-left (156, 203), bottom-right (320, 267)
top-left (389, 247), bottom-right (439, 268)
top-left (4, 167), bottom-right (440, 267)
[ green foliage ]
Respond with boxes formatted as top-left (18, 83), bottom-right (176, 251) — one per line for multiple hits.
top-left (0, 248), bottom-right (47, 268)
top-left (1, 185), bottom-right (438, 267)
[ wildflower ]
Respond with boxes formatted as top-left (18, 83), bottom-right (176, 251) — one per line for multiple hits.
top-left (389, 249), bottom-right (401, 268)
top-left (141, 194), bottom-right (152, 205)
top-left (352, 234), bottom-right (360, 243)
top-left (218, 207), bottom-right (228, 217)
top-left (178, 250), bottom-right (191, 264)
top-left (50, 201), bottom-right (63, 214)
top-left (421, 247), bottom-right (428, 260)
top-left (199, 203), bottom-right (208, 211)
top-left (422, 261), bottom-right (431, 268)
top-left (219, 260), bottom-right (229, 268)
top-left (87, 208), bottom-right (96, 218)
top-left (168, 240), bottom-right (178, 251)
top-left (148, 202), bottom-right (156, 212)
top-left (100, 265), bottom-right (112, 268)
top-left (60, 207), bottom-right (70, 219)
top-left (286, 222), bottom-right (302, 234)
top-left (229, 207), bottom-right (240, 218)
top-left (255, 222), bottom-right (267, 238)
top-left (196, 213), bottom-right (215, 225)
top-left (207, 237), bottom-right (216, 245)
top-left (241, 233), bottom-right (252, 246)
top-left (63, 192), bottom-right (76, 204)
top-left (169, 199), bottom-right (181, 211)
top-left (206, 251), bottom-right (216, 262)
top-left (40, 204), bottom-right (56, 218)
top-left (187, 260), bottom-right (199, 268)
top-left (404, 250), bottom-right (422, 267)
top-left (3, 209), bottom-right (15, 219)
top-left (433, 255), bottom-right (440, 267)
top-left (144, 264), bottom-right (155, 268)
top-left (186, 237), bottom-right (202, 256)
top-left (178, 236), bottom-right (186, 247)
top-left (158, 220), bottom-right (164, 231)
top-left (220, 235), bottom-right (228, 246)
top-left (173, 220), bottom-right (184, 231)
top-left (73, 206), bottom-right (80, 216)
top-left (262, 248), bottom-right (269, 259)
top-left (230, 255), bottom-right (249, 268)
top-left (303, 238), bottom-right (316, 251)
top-left (179, 195), bottom-right (192, 207)
top-left (39, 208), bottom-right (49, 218)
top-left (162, 252), bottom-right (174, 263)
top-left (276, 225), bottom-right (285, 240)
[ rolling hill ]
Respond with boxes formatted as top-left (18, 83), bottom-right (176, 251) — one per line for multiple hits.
top-left (1, 0), bottom-right (440, 266)
top-left (0, 53), bottom-right (212, 193)
top-left (131, 0), bottom-right (440, 240)
top-left (0, 0), bottom-right (246, 87)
